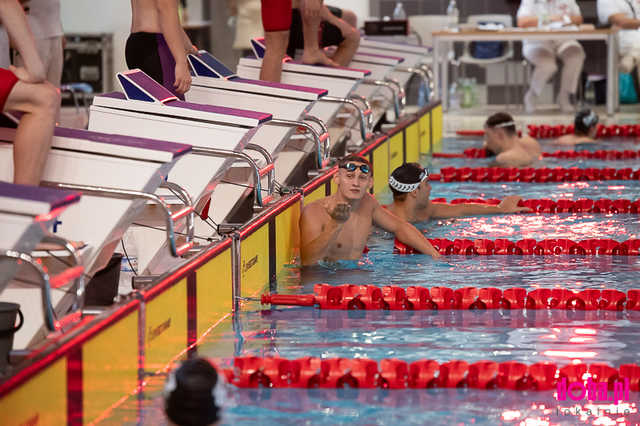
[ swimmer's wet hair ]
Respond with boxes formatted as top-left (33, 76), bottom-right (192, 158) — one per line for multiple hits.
top-left (389, 162), bottom-right (425, 201)
top-left (485, 112), bottom-right (517, 136)
top-left (164, 358), bottom-right (220, 426)
top-left (574, 108), bottom-right (599, 136)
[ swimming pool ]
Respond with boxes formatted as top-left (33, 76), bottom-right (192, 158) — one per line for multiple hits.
top-left (99, 148), bottom-right (640, 425)
top-left (431, 137), bottom-right (640, 170)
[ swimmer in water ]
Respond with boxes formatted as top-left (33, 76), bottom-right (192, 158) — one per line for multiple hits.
top-left (299, 154), bottom-right (441, 265)
top-left (555, 108), bottom-right (599, 146)
top-left (483, 112), bottom-right (542, 167)
top-left (385, 163), bottom-right (531, 223)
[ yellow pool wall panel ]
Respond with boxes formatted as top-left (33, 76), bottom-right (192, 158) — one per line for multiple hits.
top-left (0, 357), bottom-right (67, 426)
top-left (275, 203), bottom-right (300, 277)
top-left (388, 132), bottom-right (404, 173)
top-left (432, 104), bottom-right (443, 152)
top-left (405, 121), bottom-right (420, 163)
top-left (240, 226), bottom-right (270, 297)
top-left (371, 144), bottom-right (389, 196)
top-left (82, 310), bottom-right (139, 424)
top-left (419, 111), bottom-right (431, 154)
top-left (304, 187), bottom-right (323, 205)
top-left (144, 279), bottom-right (188, 371)
top-left (195, 248), bottom-right (233, 338)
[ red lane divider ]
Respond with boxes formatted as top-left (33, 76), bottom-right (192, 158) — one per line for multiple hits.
top-left (433, 148), bottom-right (640, 161)
top-left (428, 197), bottom-right (640, 214)
top-left (529, 123), bottom-right (640, 139)
top-left (394, 237), bottom-right (640, 256)
top-left (456, 124), bottom-right (640, 139)
top-left (224, 356), bottom-right (640, 391)
top-left (433, 166), bottom-right (640, 182)
top-left (261, 284), bottom-right (640, 311)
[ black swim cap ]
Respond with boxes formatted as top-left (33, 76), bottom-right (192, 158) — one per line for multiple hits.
top-left (164, 358), bottom-right (221, 426)
top-left (389, 163), bottom-right (428, 198)
top-left (574, 109), bottom-right (599, 136)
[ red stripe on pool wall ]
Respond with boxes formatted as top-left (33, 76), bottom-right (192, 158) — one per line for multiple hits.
top-left (67, 348), bottom-right (83, 426)
top-left (187, 272), bottom-right (197, 355)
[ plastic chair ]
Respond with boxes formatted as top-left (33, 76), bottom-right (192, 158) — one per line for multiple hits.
top-left (455, 14), bottom-right (515, 107)
top-left (408, 15), bottom-right (453, 49)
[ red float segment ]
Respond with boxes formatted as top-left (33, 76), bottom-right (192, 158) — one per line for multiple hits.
top-left (224, 356), bottom-right (640, 391)
top-left (261, 285), bottom-right (640, 311)
top-left (447, 146), bottom-right (640, 160)
top-left (435, 166), bottom-right (640, 182)
top-left (527, 123), bottom-right (640, 139)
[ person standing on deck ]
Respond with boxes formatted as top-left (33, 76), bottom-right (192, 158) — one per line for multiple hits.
top-left (127, 0), bottom-right (197, 98)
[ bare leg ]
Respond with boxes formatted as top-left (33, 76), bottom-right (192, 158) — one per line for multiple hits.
top-left (260, 30), bottom-right (290, 82)
top-left (323, 8), bottom-right (360, 66)
top-left (4, 80), bottom-right (59, 185)
top-left (300, 1), bottom-right (337, 66)
top-left (341, 9), bottom-right (358, 28)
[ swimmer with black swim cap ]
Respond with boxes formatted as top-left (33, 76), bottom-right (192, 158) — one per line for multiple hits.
top-left (386, 163), bottom-right (530, 223)
top-left (299, 154), bottom-right (441, 265)
top-left (164, 358), bottom-right (224, 426)
top-left (483, 112), bottom-right (541, 167)
top-left (555, 108), bottom-right (599, 146)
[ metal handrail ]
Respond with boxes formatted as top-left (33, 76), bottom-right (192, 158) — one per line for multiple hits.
top-left (384, 77), bottom-right (407, 108)
top-left (159, 181), bottom-right (195, 246)
top-left (361, 79), bottom-right (403, 119)
top-left (266, 118), bottom-right (328, 168)
top-left (245, 143), bottom-right (276, 195)
top-left (39, 233), bottom-right (85, 311)
top-left (319, 96), bottom-right (372, 141)
top-left (190, 147), bottom-right (273, 207)
top-left (419, 64), bottom-right (437, 102)
top-left (44, 182), bottom-right (194, 257)
top-left (395, 66), bottom-right (435, 104)
top-left (302, 114), bottom-right (331, 166)
top-left (1, 250), bottom-right (56, 331)
top-left (346, 94), bottom-right (374, 129)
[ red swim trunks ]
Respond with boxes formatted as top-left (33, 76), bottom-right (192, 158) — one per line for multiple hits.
top-left (0, 68), bottom-right (18, 111)
top-left (261, 0), bottom-right (292, 32)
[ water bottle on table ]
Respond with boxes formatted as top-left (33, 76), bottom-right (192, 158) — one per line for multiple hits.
top-left (393, 2), bottom-right (406, 20)
top-left (446, 0), bottom-right (459, 30)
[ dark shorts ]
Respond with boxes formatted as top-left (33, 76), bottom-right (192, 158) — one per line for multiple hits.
top-left (261, 0), bottom-right (292, 32)
top-left (287, 7), bottom-right (346, 58)
top-left (0, 68), bottom-right (18, 111)
top-left (125, 32), bottom-right (182, 99)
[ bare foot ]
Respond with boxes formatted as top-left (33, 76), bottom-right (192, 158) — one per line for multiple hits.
top-left (301, 48), bottom-right (339, 67)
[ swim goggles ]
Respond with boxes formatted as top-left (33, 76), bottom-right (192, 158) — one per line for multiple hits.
top-left (340, 162), bottom-right (371, 174)
top-left (582, 110), bottom-right (599, 127)
top-left (388, 167), bottom-right (429, 193)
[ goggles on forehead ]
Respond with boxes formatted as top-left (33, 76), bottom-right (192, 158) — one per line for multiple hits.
top-left (340, 162), bottom-right (371, 174)
top-left (388, 167), bottom-right (429, 193)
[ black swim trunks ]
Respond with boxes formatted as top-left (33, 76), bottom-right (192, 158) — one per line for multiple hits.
top-left (287, 6), bottom-right (346, 58)
top-left (125, 32), bottom-right (183, 99)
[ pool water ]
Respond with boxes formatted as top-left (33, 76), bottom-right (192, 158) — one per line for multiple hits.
top-left (101, 141), bottom-right (640, 425)
top-left (432, 137), bottom-right (640, 170)
top-left (422, 181), bottom-right (640, 201)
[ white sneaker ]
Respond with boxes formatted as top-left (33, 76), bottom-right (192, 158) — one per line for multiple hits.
top-left (524, 89), bottom-right (537, 113)
top-left (557, 91), bottom-right (573, 113)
